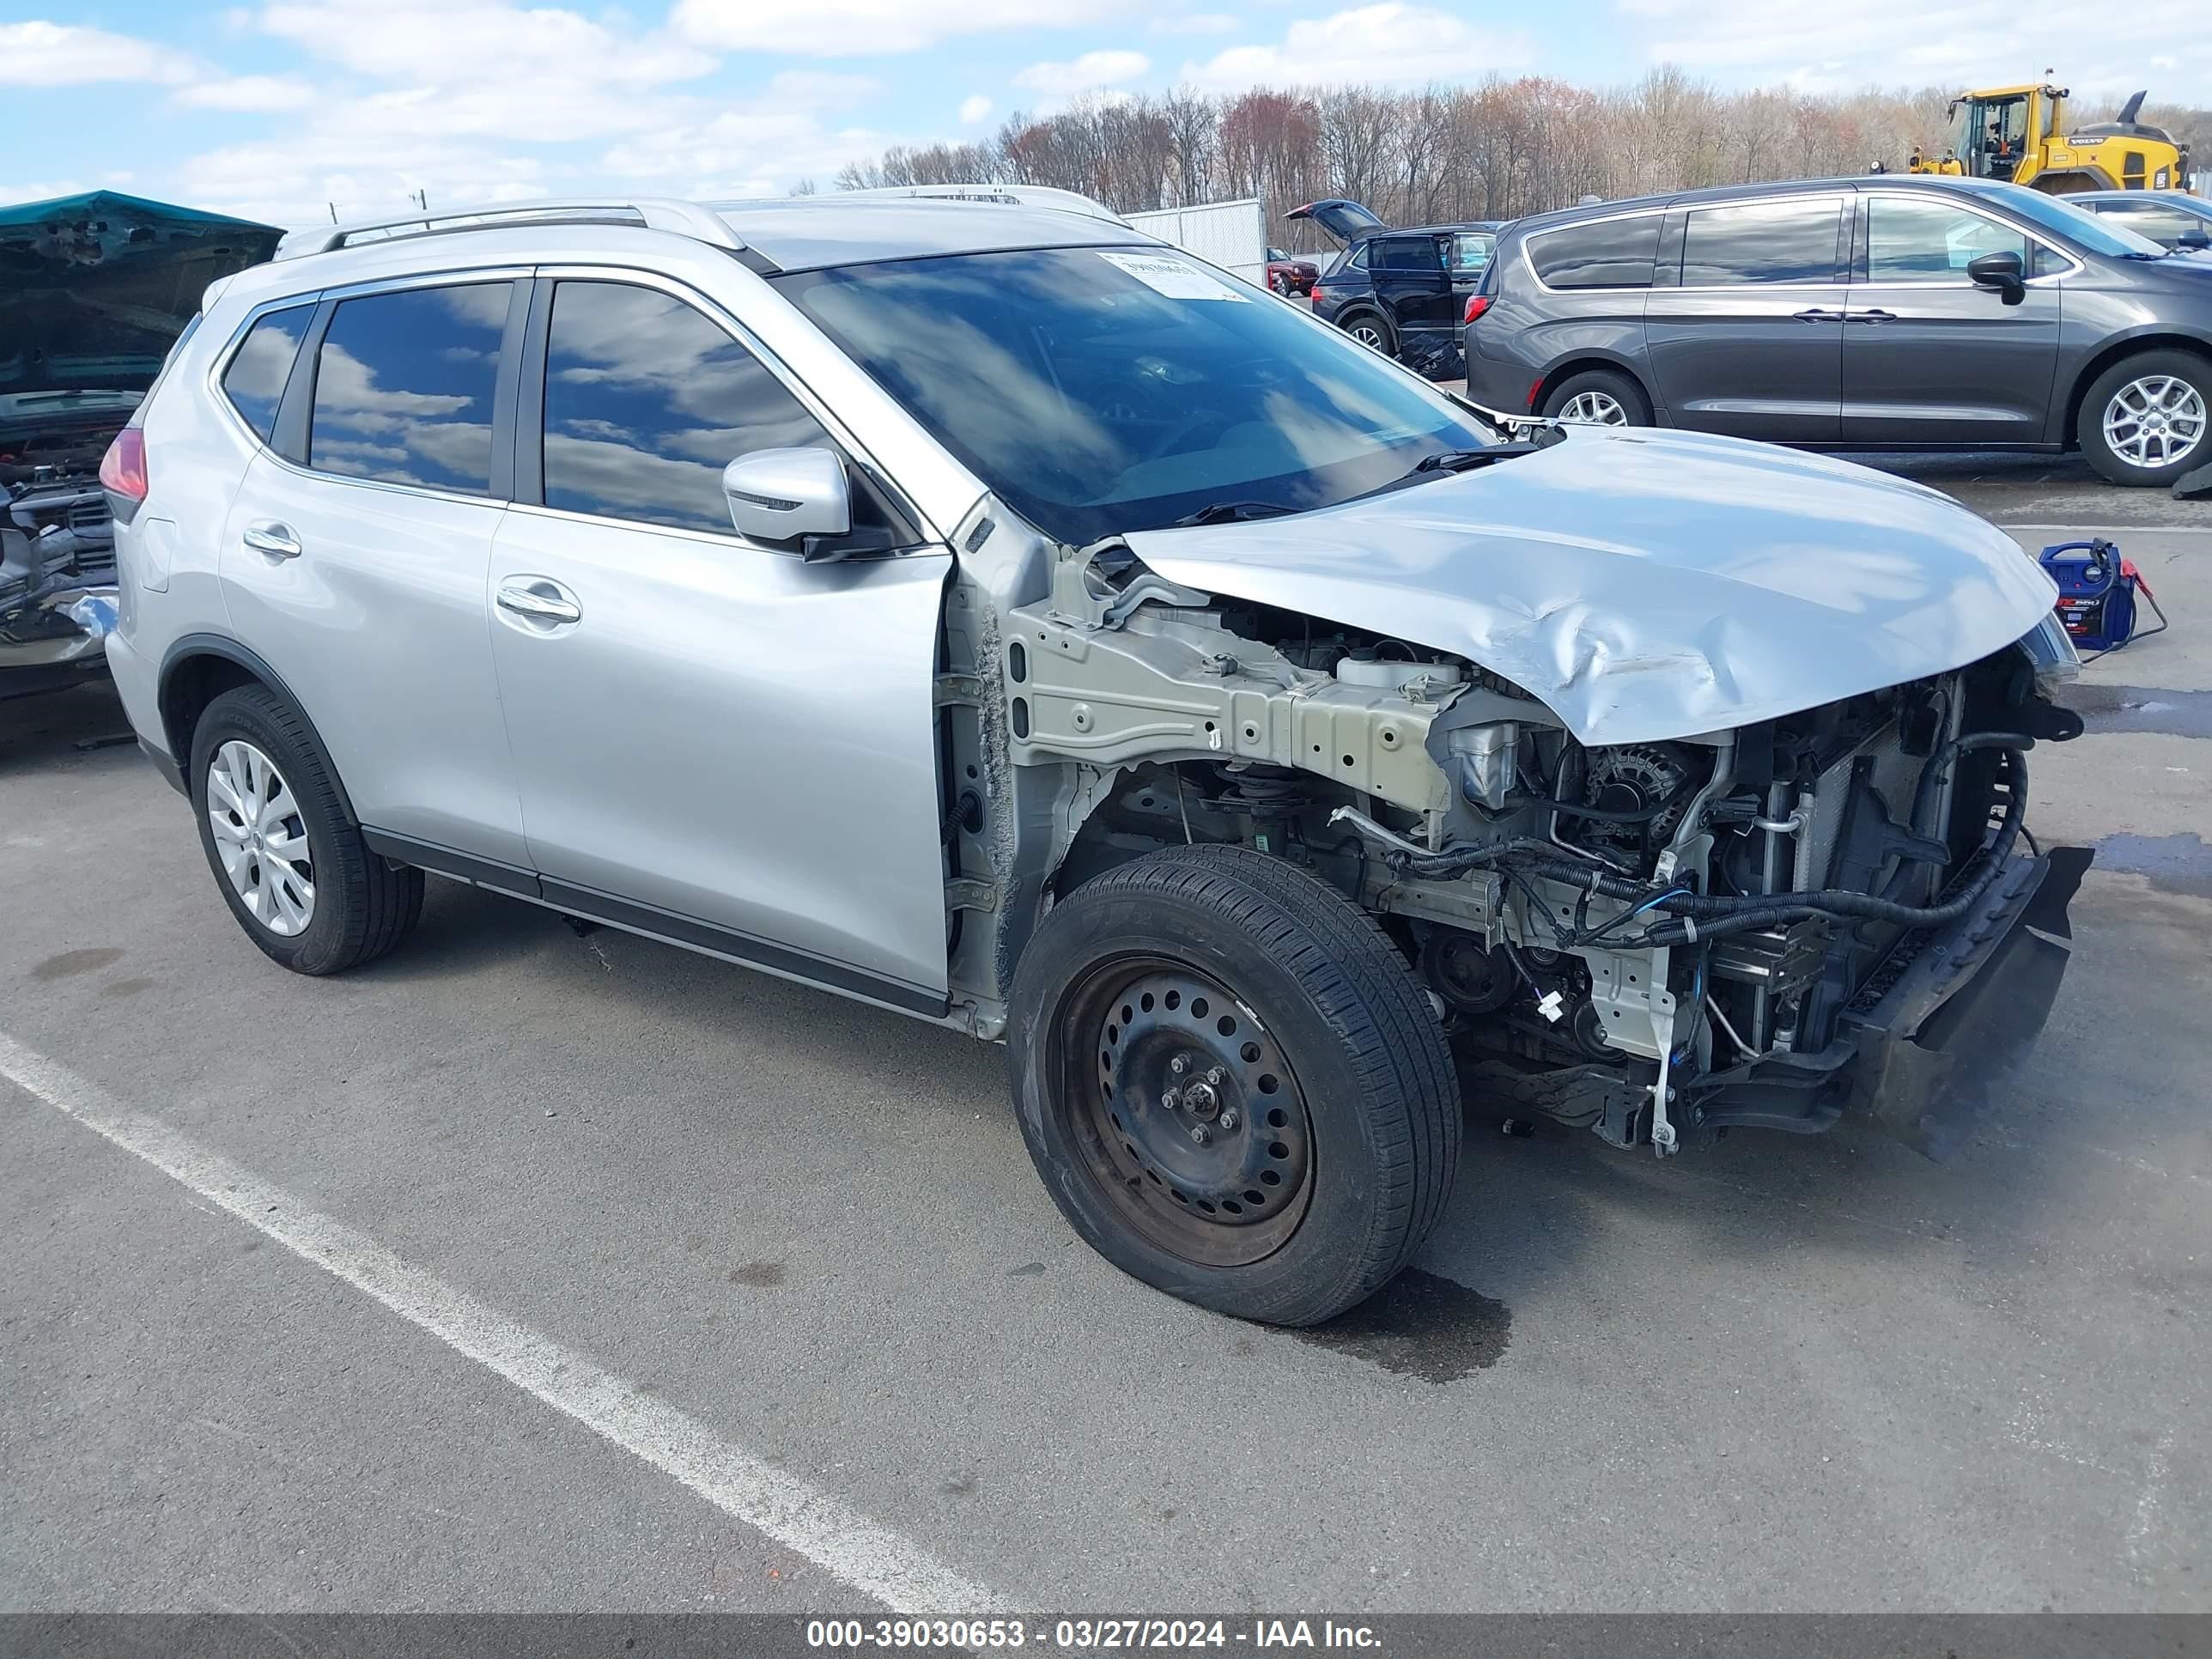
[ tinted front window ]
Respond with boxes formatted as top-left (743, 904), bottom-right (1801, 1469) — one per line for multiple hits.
top-left (220, 305), bottom-right (309, 442)
top-left (1866, 196), bottom-right (2029, 280)
top-left (1979, 184), bottom-right (2166, 257)
top-left (2093, 204), bottom-right (2202, 246)
top-left (775, 246), bottom-right (1499, 546)
top-left (1527, 216), bottom-right (1660, 289)
top-left (541, 281), bottom-right (831, 535)
top-left (309, 283), bottom-right (508, 493)
top-left (1680, 198), bottom-right (1841, 285)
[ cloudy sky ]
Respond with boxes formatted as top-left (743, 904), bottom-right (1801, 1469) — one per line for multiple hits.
top-left (3, 0), bottom-right (2203, 226)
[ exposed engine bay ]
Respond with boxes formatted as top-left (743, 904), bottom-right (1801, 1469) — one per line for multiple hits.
top-left (958, 536), bottom-right (2086, 1158)
top-left (2, 454), bottom-right (119, 695)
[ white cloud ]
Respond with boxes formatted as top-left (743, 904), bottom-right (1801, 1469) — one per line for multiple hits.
top-left (1150, 13), bottom-right (1240, 35)
top-left (1181, 3), bottom-right (1534, 90)
top-left (0, 21), bottom-right (197, 85)
top-left (672, 0), bottom-right (1092, 56)
top-left (173, 74), bottom-right (319, 112)
top-left (959, 94), bottom-right (994, 125)
top-left (1618, 0), bottom-right (2212, 100)
top-left (260, 0), bottom-right (714, 87)
top-left (1014, 49), bottom-right (1151, 98)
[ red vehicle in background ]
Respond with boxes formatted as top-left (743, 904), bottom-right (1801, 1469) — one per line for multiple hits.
top-left (1265, 246), bottom-right (1319, 297)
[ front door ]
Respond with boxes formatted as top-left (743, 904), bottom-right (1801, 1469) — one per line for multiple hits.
top-left (216, 279), bottom-right (527, 866)
top-left (1841, 192), bottom-right (2063, 447)
top-left (487, 275), bottom-right (954, 1011)
top-left (1641, 194), bottom-right (1848, 443)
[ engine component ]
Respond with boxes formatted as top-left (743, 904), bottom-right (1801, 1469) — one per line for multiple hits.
top-left (1334, 649), bottom-right (1463, 693)
top-left (1574, 744), bottom-right (1692, 852)
top-left (1419, 928), bottom-right (1516, 1017)
top-left (1449, 720), bottom-right (1518, 811)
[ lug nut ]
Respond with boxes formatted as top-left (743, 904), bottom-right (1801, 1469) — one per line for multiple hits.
top-left (1206, 1066), bottom-right (1226, 1086)
top-left (1162, 1087), bottom-right (1182, 1110)
top-left (1170, 1056), bottom-right (1188, 1076)
top-left (1219, 1109), bottom-right (1240, 1131)
top-left (1189, 1125), bottom-right (1212, 1146)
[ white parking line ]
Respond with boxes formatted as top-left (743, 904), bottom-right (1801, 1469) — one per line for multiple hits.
top-left (0, 1029), bottom-right (1001, 1616)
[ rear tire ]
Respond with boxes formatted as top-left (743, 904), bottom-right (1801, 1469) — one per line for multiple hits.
top-left (1341, 310), bottom-right (1398, 357)
top-left (1541, 367), bottom-right (1651, 426)
top-left (1008, 844), bottom-right (1461, 1326)
top-left (190, 684), bottom-right (423, 975)
top-left (2079, 349), bottom-right (2210, 487)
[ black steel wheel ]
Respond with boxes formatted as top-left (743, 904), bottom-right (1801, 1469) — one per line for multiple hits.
top-left (1073, 962), bottom-right (1315, 1265)
top-left (1009, 844), bottom-right (1461, 1326)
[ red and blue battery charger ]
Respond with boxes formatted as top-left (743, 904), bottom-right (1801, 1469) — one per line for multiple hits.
top-left (2039, 539), bottom-right (2169, 659)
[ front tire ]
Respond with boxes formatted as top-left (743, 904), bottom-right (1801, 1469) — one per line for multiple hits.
top-left (1008, 845), bottom-right (1461, 1326)
top-left (2080, 349), bottom-right (2209, 487)
top-left (191, 684), bottom-right (423, 975)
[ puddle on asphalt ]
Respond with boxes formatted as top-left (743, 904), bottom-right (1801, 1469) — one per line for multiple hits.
top-left (1290, 1267), bottom-right (1511, 1382)
top-left (2093, 831), bottom-right (2212, 900)
top-left (2062, 683), bottom-right (2212, 741)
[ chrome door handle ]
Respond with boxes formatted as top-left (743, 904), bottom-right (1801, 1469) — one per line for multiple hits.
top-left (1849, 308), bottom-right (1898, 324)
top-left (242, 521), bottom-right (301, 559)
top-left (496, 580), bottom-right (581, 625)
top-left (1791, 307), bottom-right (1844, 322)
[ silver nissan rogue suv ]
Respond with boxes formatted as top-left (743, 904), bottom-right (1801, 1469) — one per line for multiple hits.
top-left (100, 191), bottom-right (2090, 1326)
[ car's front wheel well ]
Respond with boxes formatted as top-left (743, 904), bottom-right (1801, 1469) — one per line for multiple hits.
top-left (2064, 337), bottom-right (2212, 447)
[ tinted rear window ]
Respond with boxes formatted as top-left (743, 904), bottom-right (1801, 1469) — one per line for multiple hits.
top-left (1372, 235), bottom-right (1443, 270)
top-left (308, 283), bottom-right (510, 495)
top-left (1526, 215), bottom-right (1661, 289)
top-left (221, 306), bottom-right (311, 442)
top-left (1680, 198), bottom-right (1842, 285)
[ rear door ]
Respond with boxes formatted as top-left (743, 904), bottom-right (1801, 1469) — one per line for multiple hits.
top-left (1370, 234), bottom-right (1455, 361)
top-left (485, 272), bottom-right (953, 1011)
top-left (216, 276), bottom-right (528, 867)
top-left (1641, 193), bottom-right (1847, 443)
top-left (1840, 191), bottom-right (2063, 446)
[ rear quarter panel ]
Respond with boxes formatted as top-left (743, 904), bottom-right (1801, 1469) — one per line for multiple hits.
top-left (1466, 247), bottom-right (1651, 415)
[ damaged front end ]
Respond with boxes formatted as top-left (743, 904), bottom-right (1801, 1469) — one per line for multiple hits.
top-left (952, 511), bottom-right (2087, 1160)
top-left (2, 453), bottom-right (119, 700)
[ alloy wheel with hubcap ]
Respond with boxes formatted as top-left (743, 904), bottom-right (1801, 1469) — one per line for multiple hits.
top-left (206, 738), bottom-right (316, 937)
top-left (2102, 374), bottom-right (2205, 472)
top-left (1348, 319), bottom-right (1389, 350)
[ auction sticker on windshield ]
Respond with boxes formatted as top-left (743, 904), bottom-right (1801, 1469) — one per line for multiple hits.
top-left (1097, 251), bottom-right (1251, 301)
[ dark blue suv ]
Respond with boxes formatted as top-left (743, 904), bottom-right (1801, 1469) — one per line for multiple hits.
top-left (1289, 199), bottom-right (1503, 377)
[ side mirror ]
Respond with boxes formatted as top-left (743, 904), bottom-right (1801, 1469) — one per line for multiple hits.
top-left (2178, 226), bottom-right (2211, 252)
top-left (722, 448), bottom-right (853, 560)
top-left (1966, 249), bottom-right (2027, 304)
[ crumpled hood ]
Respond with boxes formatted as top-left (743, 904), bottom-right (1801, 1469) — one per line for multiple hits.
top-left (1122, 427), bottom-right (2058, 747)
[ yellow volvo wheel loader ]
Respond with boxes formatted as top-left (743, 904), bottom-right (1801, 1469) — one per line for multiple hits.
top-left (1908, 82), bottom-right (2191, 195)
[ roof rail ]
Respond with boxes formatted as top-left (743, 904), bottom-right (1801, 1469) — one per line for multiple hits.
top-left (761, 183), bottom-right (1127, 225)
top-left (274, 198), bottom-right (747, 262)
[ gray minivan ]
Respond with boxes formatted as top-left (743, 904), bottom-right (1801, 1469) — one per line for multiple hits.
top-left (1462, 175), bottom-right (2212, 486)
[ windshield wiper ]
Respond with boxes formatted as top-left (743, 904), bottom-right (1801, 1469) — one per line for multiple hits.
top-left (1170, 500), bottom-right (1296, 526)
top-left (1413, 440), bottom-right (1548, 475)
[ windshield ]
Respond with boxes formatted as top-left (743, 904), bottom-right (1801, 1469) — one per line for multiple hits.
top-left (1981, 182), bottom-right (2169, 257)
top-left (773, 246), bottom-right (1498, 544)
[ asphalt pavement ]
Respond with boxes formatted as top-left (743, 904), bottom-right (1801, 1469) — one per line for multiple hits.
top-left (3, 467), bottom-right (2208, 1616)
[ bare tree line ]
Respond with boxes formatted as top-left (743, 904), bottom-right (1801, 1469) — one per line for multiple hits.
top-left (831, 69), bottom-right (2209, 251)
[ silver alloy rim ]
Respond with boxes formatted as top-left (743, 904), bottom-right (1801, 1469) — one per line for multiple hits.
top-left (1558, 390), bottom-right (1629, 425)
top-left (1351, 322), bottom-right (1387, 349)
top-left (2102, 374), bottom-right (2205, 471)
top-left (207, 739), bottom-right (316, 937)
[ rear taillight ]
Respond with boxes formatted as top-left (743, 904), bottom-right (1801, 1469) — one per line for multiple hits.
top-left (1310, 284), bottom-right (1326, 306)
top-left (1463, 294), bottom-right (1491, 325)
top-left (99, 427), bottom-right (148, 524)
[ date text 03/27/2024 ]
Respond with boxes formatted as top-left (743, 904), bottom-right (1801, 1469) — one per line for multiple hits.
top-left (805, 1620), bottom-right (1382, 1650)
